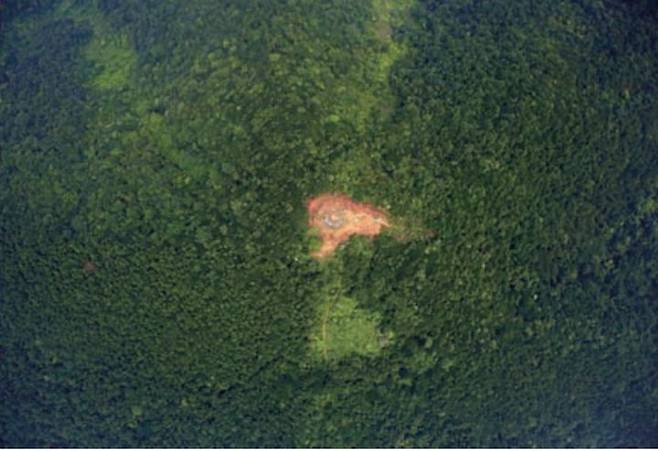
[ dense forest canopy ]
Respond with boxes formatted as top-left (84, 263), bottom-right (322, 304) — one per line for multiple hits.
top-left (1, 0), bottom-right (657, 447)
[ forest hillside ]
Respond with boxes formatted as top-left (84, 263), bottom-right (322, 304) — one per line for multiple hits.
top-left (1, 0), bottom-right (657, 447)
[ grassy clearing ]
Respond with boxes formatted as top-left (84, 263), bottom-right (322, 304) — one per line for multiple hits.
top-left (311, 294), bottom-right (388, 361)
top-left (57, 0), bottom-right (137, 91)
top-left (309, 260), bottom-right (391, 361)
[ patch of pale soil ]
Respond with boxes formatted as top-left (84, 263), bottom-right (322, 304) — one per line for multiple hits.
top-left (307, 193), bottom-right (390, 259)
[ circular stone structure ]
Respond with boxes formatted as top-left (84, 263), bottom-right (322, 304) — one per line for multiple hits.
top-left (307, 193), bottom-right (390, 259)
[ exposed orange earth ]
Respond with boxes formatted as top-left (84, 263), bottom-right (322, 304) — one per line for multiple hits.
top-left (307, 193), bottom-right (390, 259)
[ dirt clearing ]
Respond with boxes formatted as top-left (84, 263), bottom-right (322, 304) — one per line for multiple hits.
top-left (307, 193), bottom-right (390, 259)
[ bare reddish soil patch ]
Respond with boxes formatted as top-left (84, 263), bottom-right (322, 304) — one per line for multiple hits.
top-left (307, 193), bottom-right (390, 259)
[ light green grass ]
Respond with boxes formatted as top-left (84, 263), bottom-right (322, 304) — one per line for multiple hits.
top-left (309, 260), bottom-right (392, 361)
top-left (327, 0), bottom-right (413, 132)
top-left (57, 0), bottom-right (137, 91)
top-left (310, 294), bottom-right (390, 361)
top-left (85, 32), bottom-right (136, 90)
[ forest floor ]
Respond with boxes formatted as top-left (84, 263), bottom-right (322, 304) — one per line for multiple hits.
top-left (307, 193), bottom-right (390, 259)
